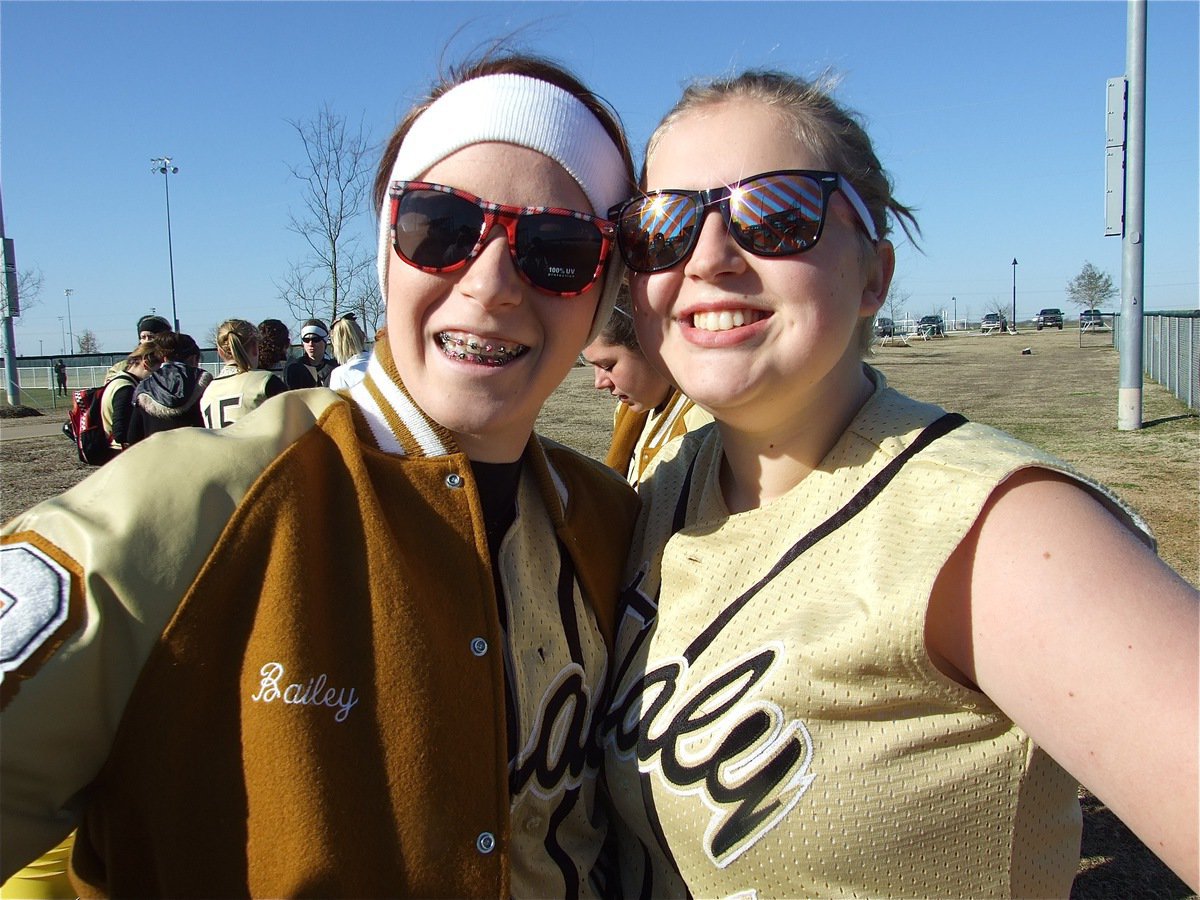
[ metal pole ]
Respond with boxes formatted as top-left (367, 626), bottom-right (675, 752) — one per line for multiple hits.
top-left (0, 189), bottom-right (18, 406)
top-left (151, 157), bottom-right (180, 332)
top-left (1011, 259), bottom-right (1018, 332)
top-left (59, 317), bottom-right (65, 354)
top-left (952, 296), bottom-right (957, 330)
top-left (1118, 0), bottom-right (1147, 430)
top-left (64, 288), bottom-right (75, 353)
top-left (163, 168), bottom-right (179, 332)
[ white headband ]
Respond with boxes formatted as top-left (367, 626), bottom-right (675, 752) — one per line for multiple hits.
top-left (377, 73), bottom-right (630, 341)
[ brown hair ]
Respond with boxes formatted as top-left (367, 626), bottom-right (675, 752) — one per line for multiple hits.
top-left (216, 319), bottom-right (259, 373)
top-left (257, 319), bottom-right (290, 369)
top-left (594, 284), bottom-right (639, 351)
top-left (372, 52), bottom-right (634, 215)
top-left (125, 340), bottom-right (164, 370)
top-left (153, 332), bottom-right (201, 364)
top-left (645, 70), bottom-right (919, 356)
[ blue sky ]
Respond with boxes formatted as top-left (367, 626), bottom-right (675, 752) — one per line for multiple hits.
top-left (3, 0), bottom-right (1196, 356)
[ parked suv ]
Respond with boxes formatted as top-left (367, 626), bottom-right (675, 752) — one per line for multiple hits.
top-left (874, 317), bottom-right (895, 337)
top-left (1080, 309), bottom-right (1105, 330)
top-left (917, 314), bottom-right (945, 337)
top-left (1035, 308), bottom-right (1064, 330)
top-left (980, 312), bottom-right (1005, 332)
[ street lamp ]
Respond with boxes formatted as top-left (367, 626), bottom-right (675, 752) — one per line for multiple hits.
top-left (1010, 258), bottom-right (1018, 332)
top-left (64, 288), bottom-right (75, 353)
top-left (151, 157), bottom-right (180, 331)
top-left (58, 316), bottom-right (65, 354)
top-left (952, 296), bottom-right (957, 331)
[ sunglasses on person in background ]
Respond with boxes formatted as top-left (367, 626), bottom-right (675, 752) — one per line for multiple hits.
top-left (388, 181), bottom-right (616, 297)
top-left (607, 169), bottom-right (879, 274)
top-left (301, 335), bottom-right (325, 343)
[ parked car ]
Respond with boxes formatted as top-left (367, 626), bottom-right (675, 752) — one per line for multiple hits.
top-left (917, 314), bottom-right (945, 337)
top-left (874, 317), bottom-right (895, 337)
top-left (980, 312), bottom-right (1005, 332)
top-left (1035, 308), bottom-right (1064, 330)
top-left (1080, 309), bottom-right (1106, 330)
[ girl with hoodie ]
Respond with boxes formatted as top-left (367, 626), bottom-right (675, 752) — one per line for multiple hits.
top-left (126, 332), bottom-right (212, 444)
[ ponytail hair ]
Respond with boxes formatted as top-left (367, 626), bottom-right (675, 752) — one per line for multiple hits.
top-left (216, 319), bottom-right (259, 373)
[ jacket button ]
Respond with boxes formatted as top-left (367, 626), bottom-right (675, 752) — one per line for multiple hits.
top-left (445, 473), bottom-right (464, 489)
top-left (476, 831), bottom-right (496, 854)
top-left (470, 637), bottom-right (488, 656)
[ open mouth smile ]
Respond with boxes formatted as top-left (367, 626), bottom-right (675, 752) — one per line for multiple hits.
top-left (689, 309), bottom-right (769, 332)
top-left (437, 331), bottom-right (529, 367)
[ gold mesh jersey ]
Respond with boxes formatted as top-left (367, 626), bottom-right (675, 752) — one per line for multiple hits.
top-left (2, 338), bottom-right (636, 898)
top-left (600, 368), bottom-right (1151, 899)
top-left (199, 365), bottom-right (284, 428)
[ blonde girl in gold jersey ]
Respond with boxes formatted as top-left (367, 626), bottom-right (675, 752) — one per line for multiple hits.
top-left (200, 318), bottom-right (287, 429)
top-left (600, 70), bottom-right (1197, 897)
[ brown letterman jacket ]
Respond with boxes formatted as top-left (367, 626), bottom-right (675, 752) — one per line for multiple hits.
top-left (1, 337), bottom-right (637, 897)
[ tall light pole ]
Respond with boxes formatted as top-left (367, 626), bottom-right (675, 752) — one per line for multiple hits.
top-left (151, 157), bottom-right (180, 331)
top-left (1010, 258), bottom-right (1018, 332)
top-left (64, 288), bottom-right (75, 353)
top-left (952, 296), bottom-right (957, 331)
top-left (58, 317), bottom-right (65, 354)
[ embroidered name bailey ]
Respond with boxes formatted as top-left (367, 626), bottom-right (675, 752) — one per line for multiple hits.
top-left (251, 662), bottom-right (359, 723)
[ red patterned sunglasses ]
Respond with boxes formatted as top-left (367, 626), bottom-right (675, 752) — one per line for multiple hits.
top-left (388, 181), bottom-right (616, 297)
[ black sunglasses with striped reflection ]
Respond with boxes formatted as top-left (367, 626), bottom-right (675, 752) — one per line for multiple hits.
top-left (607, 169), bottom-right (879, 273)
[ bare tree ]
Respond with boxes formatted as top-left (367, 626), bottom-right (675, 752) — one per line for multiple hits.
top-left (1066, 261), bottom-right (1118, 311)
top-left (983, 297), bottom-right (1008, 318)
top-left (277, 106), bottom-right (375, 326)
top-left (14, 268), bottom-right (44, 313)
top-left (77, 329), bottom-right (101, 353)
top-left (885, 284), bottom-right (910, 329)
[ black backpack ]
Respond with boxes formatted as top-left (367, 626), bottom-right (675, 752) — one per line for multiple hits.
top-left (64, 375), bottom-right (134, 465)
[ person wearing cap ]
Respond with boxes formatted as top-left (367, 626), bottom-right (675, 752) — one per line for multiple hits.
top-left (283, 319), bottom-right (336, 388)
top-left (1, 53), bottom-right (637, 896)
top-left (137, 315), bottom-right (172, 344)
top-left (103, 314), bottom-right (175, 383)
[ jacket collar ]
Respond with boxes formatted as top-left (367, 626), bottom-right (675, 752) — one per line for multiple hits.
top-left (347, 330), bottom-right (460, 459)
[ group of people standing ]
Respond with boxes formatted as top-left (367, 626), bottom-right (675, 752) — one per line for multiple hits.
top-left (1, 47), bottom-right (1195, 900)
top-left (81, 312), bottom-right (372, 456)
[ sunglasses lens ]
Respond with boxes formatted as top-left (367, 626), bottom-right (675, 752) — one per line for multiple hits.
top-left (394, 189), bottom-right (484, 269)
top-left (515, 214), bottom-right (605, 294)
top-left (728, 173), bottom-right (824, 255)
top-left (615, 194), bottom-right (701, 272)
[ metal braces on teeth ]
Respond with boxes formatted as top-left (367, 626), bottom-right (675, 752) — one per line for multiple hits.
top-left (440, 333), bottom-right (525, 364)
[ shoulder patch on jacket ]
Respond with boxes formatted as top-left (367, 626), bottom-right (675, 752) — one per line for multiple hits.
top-left (0, 539), bottom-right (83, 709)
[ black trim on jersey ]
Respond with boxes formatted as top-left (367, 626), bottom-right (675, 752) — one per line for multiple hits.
top-left (682, 412), bottom-right (967, 663)
top-left (670, 458), bottom-right (698, 535)
top-left (545, 786), bottom-right (582, 899)
top-left (556, 538), bottom-right (584, 666)
top-left (607, 569), bottom-right (656, 697)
